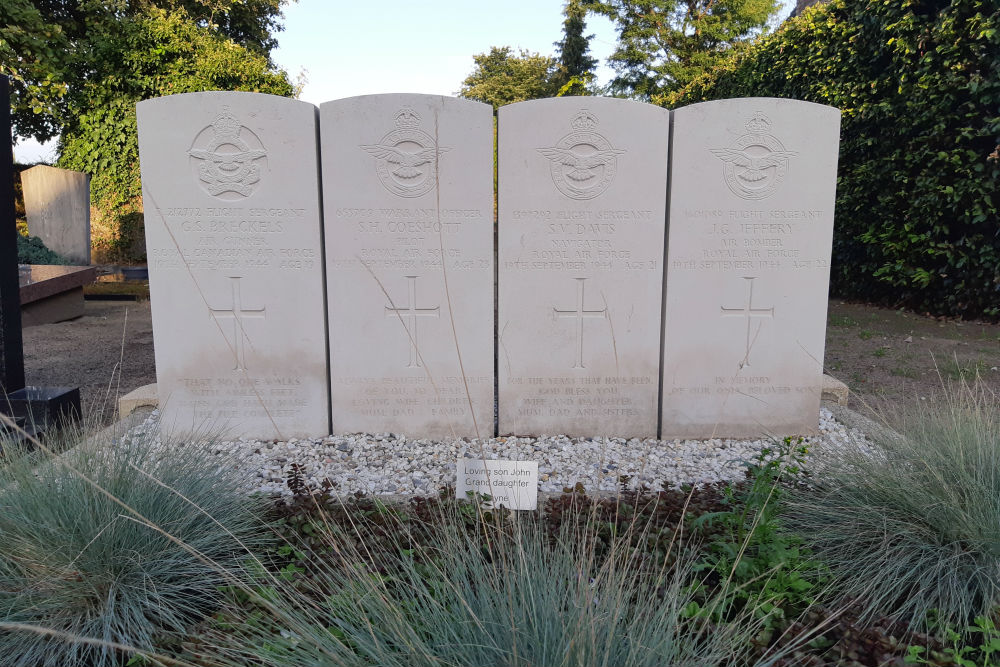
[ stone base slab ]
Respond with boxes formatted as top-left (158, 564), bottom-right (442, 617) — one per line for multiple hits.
top-left (822, 374), bottom-right (849, 406)
top-left (119, 383), bottom-right (158, 418)
top-left (4, 385), bottom-right (81, 430)
top-left (21, 286), bottom-right (85, 326)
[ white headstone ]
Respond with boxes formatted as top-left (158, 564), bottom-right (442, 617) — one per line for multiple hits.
top-left (137, 92), bottom-right (329, 440)
top-left (498, 98), bottom-right (669, 438)
top-left (321, 94), bottom-right (494, 439)
top-left (661, 98), bottom-right (840, 438)
top-left (20, 165), bottom-right (91, 264)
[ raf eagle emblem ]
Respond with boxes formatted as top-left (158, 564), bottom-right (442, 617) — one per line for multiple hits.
top-left (709, 148), bottom-right (799, 184)
top-left (537, 146), bottom-right (626, 185)
top-left (360, 144), bottom-right (450, 181)
top-left (538, 109), bottom-right (626, 200)
top-left (361, 106), bottom-right (450, 198)
top-left (188, 109), bottom-right (267, 198)
top-left (711, 111), bottom-right (797, 200)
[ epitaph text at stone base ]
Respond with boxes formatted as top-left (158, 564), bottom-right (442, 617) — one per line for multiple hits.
top-left (138, 91), bottom-right (329, 439)
top-left (661, 98), bottom-right (840, 438)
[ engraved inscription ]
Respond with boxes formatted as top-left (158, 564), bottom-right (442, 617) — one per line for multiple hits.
top-left (178, 376), bottom-right (308, 420)
top-left (720, 276), bottom-right (773, 368)
top-left (506, 375), bottom-right (650, 418)
top-left (385, 275), bottom-right (440, 368)
top-left (208, 276), bottom-right (266, 371)
top-left (188, 107), bottom-right (267, 200)
top-left (669, 208), bottom-right (830, 273)
top-left (553, 278), bottom-right (607, 369)
top-left (361, 107), bottom-right (450, 198)
top-left (711, 112), bottom-right (797, 201)
top-left (537, 110), bottom-right (625, 200)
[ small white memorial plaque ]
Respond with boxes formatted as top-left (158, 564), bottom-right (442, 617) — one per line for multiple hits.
top-left (456, 459), bottom-right (539, 510)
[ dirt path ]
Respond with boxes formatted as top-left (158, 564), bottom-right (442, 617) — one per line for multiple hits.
top-left (825, 300), bottom-right (1000, 415)
top-left (17, 299), bottom-right (1000, 428)
top-left (20, 301), bottom-right (155, 423)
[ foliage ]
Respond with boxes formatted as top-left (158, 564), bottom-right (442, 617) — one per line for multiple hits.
top-left (200, 493), bottom-right (765, 667)
top-left (784, 381), bottom-right (1000, 633)
top-left (1, 0), bottom-right (286, 144)
top-left (0, 425), bottom-right (272, 667)
top-left (16, 233), bottom-right (70, 265)
top-left (0, 0), bottom-right (70, 143)
top-left (581, 0), bottom-right (781, 99)
top-left (907, 615), bottom-right (1000, 666)
top-left (666, 0), bottom-right (1000, 320)
top-left (460, 1), bottom-right (600, 106)
top-left (553, 0), bottom-right (599, 96)
top-left (458, 46), bottom-right (562, 110)
top-left (689, 438), bottom-right (827, 632)
top-left (2, 1), bottom-right (293, 265)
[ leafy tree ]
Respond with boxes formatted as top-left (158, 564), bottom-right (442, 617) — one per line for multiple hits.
top-left (553, 0), bottom-right (599, 96)
top-left (582, 0), bottom-right (780, 99)
top-left (1, 0), bottom-right (286, 144)
top-left (1, 0), bottom-right (71, 142)
top-left (458, 46), bottom-right (561, 110)
top-left (1, 1), bottom-right (292, 262)
top-left (669, 0), bottom-right (1000, 319)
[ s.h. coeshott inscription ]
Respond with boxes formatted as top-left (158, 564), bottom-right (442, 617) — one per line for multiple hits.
top-left (321, 94), bottom-right (494, 440)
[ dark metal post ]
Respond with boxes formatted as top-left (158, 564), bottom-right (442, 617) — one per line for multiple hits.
top-left (0, 75), bottom-right (26, 395)
top-left (0, 76), bottom-right (80, 439)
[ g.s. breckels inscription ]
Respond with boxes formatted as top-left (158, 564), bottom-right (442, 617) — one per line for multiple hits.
top-left (138, 92), bottom-right (329, 440)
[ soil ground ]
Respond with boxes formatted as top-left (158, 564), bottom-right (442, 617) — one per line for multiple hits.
top-left (16, 298), bottom-right (1000, 428)
top-left (824, 300), bottom-right (1000, 417)
top-left (21, 300), bottom-right (156, 424)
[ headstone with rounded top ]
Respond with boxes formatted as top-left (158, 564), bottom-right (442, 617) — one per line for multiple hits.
top-left (661, 97), bottom-right (841, 438)
top-left (497, 97), bottom-right (670, 439)
top-left (137, 91), bottom-right (329, 440)
top-left (20, 165), bottom-right (91, 265)
top-left (321, 94), bottom-right (494, 440)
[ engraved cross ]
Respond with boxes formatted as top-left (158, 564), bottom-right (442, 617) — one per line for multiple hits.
top-left (208, 276), bottom-right (266, 371)
top-left (720, 276), bottom-right (774, 368)
top-left (385, 275), bottom-right (439, 368)
top-left (554, 277), bottom-right (607, 369)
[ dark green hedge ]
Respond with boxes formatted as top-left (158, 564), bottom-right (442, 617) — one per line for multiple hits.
top-left (664, 0), bottom-right (1000, 320)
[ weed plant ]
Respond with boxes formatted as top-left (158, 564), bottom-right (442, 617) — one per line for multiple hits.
top-left (690, 439), bottom-right (827, 634)
top-left (200, 494), bottom-right (771, 667)
top-left (0, 421), bottom-right (270, 667)
top-left (785, 381), bottom-right (1000, 632)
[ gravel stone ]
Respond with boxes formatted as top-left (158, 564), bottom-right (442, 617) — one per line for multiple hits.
top-left (122, 407), bottom-right (868, 497)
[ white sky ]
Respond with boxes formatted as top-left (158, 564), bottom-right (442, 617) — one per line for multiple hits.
top-left (13, 0), bottom-right (793, 163)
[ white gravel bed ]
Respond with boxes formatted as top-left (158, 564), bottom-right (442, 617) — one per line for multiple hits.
top-left (123, 407), bottom-right (868, 497)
